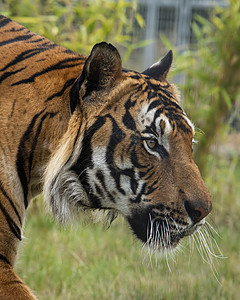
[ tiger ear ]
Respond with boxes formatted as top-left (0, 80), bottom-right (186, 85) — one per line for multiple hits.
top-left (69, 42), bottom-right (122, 113)
top-left (142, 50), bottom-right (173, 81)
top-left (82, 42), bottom-right (122, 90)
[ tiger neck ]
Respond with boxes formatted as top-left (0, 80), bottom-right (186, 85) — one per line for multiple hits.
top-left (25, 80), bottom-right (82, 204)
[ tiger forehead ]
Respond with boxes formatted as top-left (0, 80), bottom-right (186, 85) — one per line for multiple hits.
top-left (108, 71), bottom-right (194, 135)
top-left (123, 70), bottom-right (170, 88)
top-left (127, 76), bottom-right (171, 96)
top-left (137, 106), bottom-right (172, 135)
top-left (122, 75), bottom-right (195, 136)
top-left (136, 102), bottom-right (194, 137)
top-left (122, 71), bottom-right (180, 106)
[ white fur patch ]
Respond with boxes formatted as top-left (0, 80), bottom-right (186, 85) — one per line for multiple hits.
top-left (184, 116), bottom-right (195, 134)
top-left (43, 117), bottom-right (88, 224)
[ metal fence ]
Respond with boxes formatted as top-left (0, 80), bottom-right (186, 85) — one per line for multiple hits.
top-left (128, 0), bottom-right (228, 71)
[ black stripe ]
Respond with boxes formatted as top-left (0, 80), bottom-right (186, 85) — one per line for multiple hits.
top-left (4, 27), bottom-right (25, 33)
top-left (26, 37), bottom-right (46, 44)
top-left (147, 100), bottom-right (162, 112)
top-left (8, 99), bottom-right (17, 119)
top-left (130, 177), bottom-right (138, 195)
top-left (128, 74), bottom-right (141, 80)
top-left (130, 148), bottom-right (145, 169)
top-left (0, 34), bottom-right (35, 47)
top-left (37, 41), bottom-right (54, 47)
top-left (72, 116), bottom-right (106, 207)
top-left (28, 112), bottom-right (57, 178)
top-left (161, 96), bottom-right (182, 111)
top-left (0, 201), bottom-right (22, 240)
top-left (69, 75), bottom-right (83, 113)
top-left (141, 127), bottom-right (158, 136)
top-left (157, 144), bottom-right (169, 158)
top-left (65, 125), bottom-right (82, 167)
top-left (122, 98), bottom-right (137, 131)
top-left (164, 112), bottom-right (192, 134)
top-left (0, 181), bottom-right (22, 225)
top-left (74, 116), bottom-right (106, 172)
top-left (146, 80), bottom-right (182, 110)
top-left (12, 58), bottom-right (83, 86)
top-left (95, 184), bottom-right (104, 197)
top-left (105, 115), bottom-right (126, 195)
top-left (36, 58), bottom-right (46, 63)
top-left (26, 37), bottom-right (45, 44)
top-left (145, 183), bottom-right (158, 196)
top-left (96, 170), bottom-right (116, 203)
top-left (147, 80), bottom-right (171, 95)
top-left (46, 78), bottom-right (76, 102)
top-left (0, 16), bottom-right (12, 28)
top-left (16, 109), bottom-right (46, 208)
top-left (152, 203), bottom-right (165, 212)
top-left (140, 167), bottom-right (154, 180)
top-left (0, 67), bottom-right (26, 84)
top-left (146, 88), bottom-right (158, 101)
top-left (0, 254), bottom-right (10, 265)
top-left (132, 183), bottom-right (146, 203)
top-left (0, 46), bottom-right (57, 72)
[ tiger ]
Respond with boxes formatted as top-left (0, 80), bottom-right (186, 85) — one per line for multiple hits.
top-left (0, 14), bottom-right (212, 299)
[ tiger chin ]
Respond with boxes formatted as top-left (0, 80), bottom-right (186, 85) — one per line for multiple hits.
top-left (0, 15), bottom-right (212, 299)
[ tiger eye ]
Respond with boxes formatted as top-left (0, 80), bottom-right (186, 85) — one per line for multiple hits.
top-left (146, 139), bottom-right (156, 149)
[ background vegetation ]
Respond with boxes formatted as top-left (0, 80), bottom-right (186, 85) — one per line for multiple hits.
top-left (1, 0), bottom-right (240, 299)
top-left (1, 0), bottom-right (147, 61)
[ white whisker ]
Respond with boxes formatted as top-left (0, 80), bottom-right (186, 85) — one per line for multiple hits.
top-left (189, 222), bottom-right (225, 284)
top-left (205, 221), bottom-right (222, 239)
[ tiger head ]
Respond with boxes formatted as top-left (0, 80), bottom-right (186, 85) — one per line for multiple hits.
top-left (43, 42), bottom-right (212, 251)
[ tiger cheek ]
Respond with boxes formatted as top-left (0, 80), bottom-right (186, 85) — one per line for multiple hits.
top-left (113, 139), bottom-right (130, 168)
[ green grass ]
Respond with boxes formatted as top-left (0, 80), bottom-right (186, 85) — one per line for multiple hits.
top-left (16, 199), bottom-right (240, 300)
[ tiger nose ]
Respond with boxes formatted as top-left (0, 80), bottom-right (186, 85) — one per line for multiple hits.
top-left (184, 200), bottom-right (212, 223)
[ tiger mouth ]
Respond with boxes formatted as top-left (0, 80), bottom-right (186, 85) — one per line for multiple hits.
top-left (127, 211), bottom-right (204, 250)
top-left (166, 222), bottom-right (204, 248)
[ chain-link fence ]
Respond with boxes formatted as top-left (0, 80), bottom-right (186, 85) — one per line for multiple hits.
top-left (128, 0), bottom-right (228, 71)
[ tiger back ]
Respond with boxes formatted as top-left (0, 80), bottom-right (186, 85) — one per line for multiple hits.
top-left (0, 15), bottom-right (212, 299)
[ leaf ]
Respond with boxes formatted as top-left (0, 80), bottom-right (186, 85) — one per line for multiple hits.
top-left (192, 22), bottom-right (203, 40)
top-left (213, 16), bottom-right (224, 30)
top-left (221, 88), bottom-right (232, 110)
top-left (135, 13), bottom-right (144, 28)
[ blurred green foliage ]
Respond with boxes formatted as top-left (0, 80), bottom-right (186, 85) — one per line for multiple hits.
top-left (0, 0), bottom-right (147, 61)
top-left (164, 0), bottom-right (240, 177)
